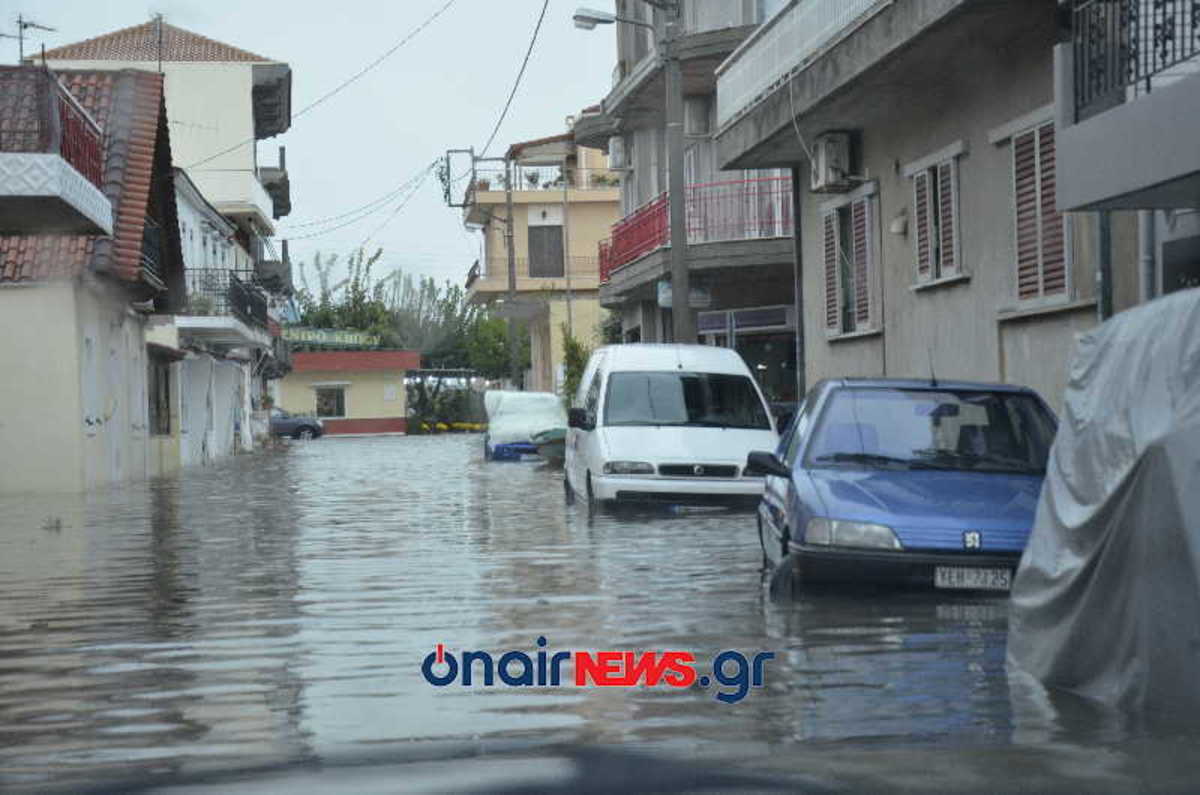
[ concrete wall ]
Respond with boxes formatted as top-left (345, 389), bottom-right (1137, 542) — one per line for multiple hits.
top-left (278, 370), bottom-right (407, 421)
top-left (529, 294), bottom-right (605, 394)
top-left (75, 279), bottom-right (152, 491)
top-left (0, 283), bottom-right (84, 494)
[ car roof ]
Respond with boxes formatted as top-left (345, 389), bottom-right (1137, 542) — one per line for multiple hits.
top-left (592, 344), bottom-right (751, 375)
top-left (824, 377), bottom-right (1038, 394)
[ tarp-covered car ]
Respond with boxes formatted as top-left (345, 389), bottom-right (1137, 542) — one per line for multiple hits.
top-left (1008, 288), bottom-right (1200, 714)
top-left (484, 390), bottom-right (567, 462)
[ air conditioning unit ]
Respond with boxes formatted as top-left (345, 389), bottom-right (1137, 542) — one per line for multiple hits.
top-left (607, 136), bottom-right (628, 170)
top-left (684, 96), bottom-right (711, 137)
top-left (809, 132), bottom-right (853, 193)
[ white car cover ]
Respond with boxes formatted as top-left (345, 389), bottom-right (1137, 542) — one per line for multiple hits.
top-left (484, 390), bottom-right (567, 445)
top-left (1008, 288), bottom-right (1200, 713)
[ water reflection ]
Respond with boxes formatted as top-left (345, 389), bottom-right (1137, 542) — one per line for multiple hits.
top-left (0, 435), bottom-right (1196, 791)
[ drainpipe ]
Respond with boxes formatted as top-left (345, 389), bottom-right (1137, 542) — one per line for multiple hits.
top-left (790, 165), bottom-right (805, 399)
top-left (1139, 210), bottom-right (1157, 303)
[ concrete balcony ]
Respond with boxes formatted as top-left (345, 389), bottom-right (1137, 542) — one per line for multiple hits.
top-left (1055, 0), bottom-right (1200, 211)
top-left (0, 66), bottom-right (112, 235)
top-left (177, 267), bottom-right (272, 349)
top-left (189, 169), bottom-right (276, 236)
top-left (466, 256), bottom-right (602, 302)
top-left (715, 0), bottom-right (1037, 169)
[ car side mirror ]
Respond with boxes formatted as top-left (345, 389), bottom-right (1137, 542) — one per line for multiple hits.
top-left (568, 408), bottom-right (592, 430)
top-left (745, 450), bottom-right (791, 478)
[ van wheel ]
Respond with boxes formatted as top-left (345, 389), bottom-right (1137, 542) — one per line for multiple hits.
top-left (586, 473), bottom-right (598, 514)
top-left (563, 474), bottom-right (575, 505)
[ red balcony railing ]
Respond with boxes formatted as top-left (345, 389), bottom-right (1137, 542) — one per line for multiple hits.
top-left (0, 66), bottom-right (104, 188)
top-left (599, 175), bottom-right (793, 282)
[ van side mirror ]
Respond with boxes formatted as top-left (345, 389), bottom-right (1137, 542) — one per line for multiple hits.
top-left (568, 408), bottom-right (592, 431)
top-left (745, 451), bottom-right (791, 478)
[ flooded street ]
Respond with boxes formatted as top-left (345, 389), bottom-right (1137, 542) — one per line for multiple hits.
top-left (1, 435), bottom-right (1197, 792)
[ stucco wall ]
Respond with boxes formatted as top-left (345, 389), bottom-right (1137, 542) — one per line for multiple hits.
top-left (278, 370), bottom-right (407, 421)
top-left (792, 39), bottom-right (1140, 412)
top-left (0, 283), bottom-right (84, 494)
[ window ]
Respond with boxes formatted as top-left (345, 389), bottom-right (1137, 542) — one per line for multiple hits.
top-left (805, 387), bottom-right (1056, 475)
top-left (912, 159), bottom-right (959, 281)
top-left (316, 387), bottom-right (345, 418)
top-left (603, 371), bottom-right (771, 430)
top-left (822, 196), bottom-right (875, 334)
top-left (1013, 122), bottom-right (1066, 301)
top-left (147, 357), bottom-right (171, 436)
top-left (528, 226), bottom-right (564, 277)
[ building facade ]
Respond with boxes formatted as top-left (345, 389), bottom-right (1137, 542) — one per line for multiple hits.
top-left (712, 0), bottom-right (1161, 411)
top-left (37, 20), bottom-right (296, 463)
top-left (0, 67), bottom-right (187, 494)
top-left (278, 351), bottom-right (421, 435)
top-left (462, 132), bottom-right (619, 393)
top-left (574, 0), bottom-right (802, 403)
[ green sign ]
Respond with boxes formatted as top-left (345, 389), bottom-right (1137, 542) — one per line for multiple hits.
top-left (282, 327), bottom-right (380, 348)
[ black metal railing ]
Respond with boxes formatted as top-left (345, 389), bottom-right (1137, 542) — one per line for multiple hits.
top-left (184, 268), bottom-right (269, 328)
top-left (141, 216), bottom-right (164, 284)
top-left (1073, 0), bottom-right (1200, 121)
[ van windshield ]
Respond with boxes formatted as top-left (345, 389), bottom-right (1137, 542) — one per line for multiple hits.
top-left (604, 371), bottom-right (771, 430)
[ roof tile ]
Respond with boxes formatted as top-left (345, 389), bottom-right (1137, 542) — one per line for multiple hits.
top-left (38, 21), bottom-right (273, 63)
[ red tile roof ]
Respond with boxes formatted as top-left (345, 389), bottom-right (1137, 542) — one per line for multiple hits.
top-left (0, 68), bottom-right (182, 286)
top-left (38, 21), bottom-right (273, 63)
top-left (293, 351), bottom-right (421, 373)
top-left (505, 132), bottom-right (575, 161)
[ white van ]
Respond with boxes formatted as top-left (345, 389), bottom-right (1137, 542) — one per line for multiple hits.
top-left (565, 344), bottom-right (779, 507)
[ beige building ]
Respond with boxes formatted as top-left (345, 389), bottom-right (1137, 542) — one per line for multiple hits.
top-left (278, 351), bottom-right (420, 435)
top-left (462, 132), bottom-right (619, 393)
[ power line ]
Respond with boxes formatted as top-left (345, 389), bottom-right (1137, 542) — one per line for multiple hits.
top-left (184, 0), bottom-right (460, 170)
top-left (280, 179), bottom-right (417, 230)
top-left (359, 165), bottom-right (437, 249)
top-left (285, 163), bottom-right (434, 241)
top-left (479, 0), bottom-right (550, 156)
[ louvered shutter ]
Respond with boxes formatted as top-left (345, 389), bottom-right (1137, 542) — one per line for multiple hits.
top-left (913, 171), bottom-right (932, 280)
top-left (1013, 130), bottom-right (1041, 300)
top-left (852, 198), bottom-right (871, 326)
top-left (1038, 124), bottom-right (1065, 295)
top-left (937, 160), bottom-right (958, 275)
top-left (823, 212), bottom-right (839, 330)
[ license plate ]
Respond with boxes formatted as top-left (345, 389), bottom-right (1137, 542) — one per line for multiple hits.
top-left (934, 566), bottom-right (1012, 591)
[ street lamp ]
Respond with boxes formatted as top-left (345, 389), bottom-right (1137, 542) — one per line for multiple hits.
top-left (574, 2), bottom-right (694, 344)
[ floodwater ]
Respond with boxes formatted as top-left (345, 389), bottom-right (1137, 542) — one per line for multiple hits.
top-left (1, 435), bottom-right (1197, 792)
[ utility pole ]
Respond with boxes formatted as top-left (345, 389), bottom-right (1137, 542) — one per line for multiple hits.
top-left (663, 8), bottom-right (693, 343)
top-left (504, 157), bottom-right (520, 387)
top-left (562, 153), bottom-right (573, 338)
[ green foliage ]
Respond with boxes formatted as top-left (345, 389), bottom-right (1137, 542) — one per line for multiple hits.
top-left (561, 323), bottom-right (592, 407)
top-left (600, 310), bottom-right (623, 345)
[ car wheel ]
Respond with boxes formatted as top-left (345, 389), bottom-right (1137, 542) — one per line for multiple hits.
top-left (294, 427), bottom-right (315, 440)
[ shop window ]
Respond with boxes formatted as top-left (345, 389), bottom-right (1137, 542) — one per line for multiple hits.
top-left (316, 387), bottom-right (345, 418)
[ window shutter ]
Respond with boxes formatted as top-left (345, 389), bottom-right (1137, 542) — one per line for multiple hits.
top-left (937, 161), bottom-right (958, 275)
top-left (913, 171), bottom-right (931, 280)
top-left (1013, 130), bottom-right (1040, 301)
top-left (1038, 124), bottom-right (1065, 295)
top-left (823, 211), bottom-right (839, 330)
top-left (852, 198), bottom-right (871, 326)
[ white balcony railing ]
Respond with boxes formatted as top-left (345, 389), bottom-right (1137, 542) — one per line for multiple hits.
top-left (716, 0), bottom-right (890, 128)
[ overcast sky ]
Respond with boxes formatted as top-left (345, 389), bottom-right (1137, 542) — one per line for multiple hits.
top-left (10, 0), bottom-right (617, 288)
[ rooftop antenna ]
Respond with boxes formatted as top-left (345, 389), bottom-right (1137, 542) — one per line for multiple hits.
top-left (3, 15), bottom-right (56, 63)
top-left (927, 346), bottom-right (938, 388)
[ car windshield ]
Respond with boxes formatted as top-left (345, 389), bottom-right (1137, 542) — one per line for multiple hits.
top-left (604, 371), bottom-right (771, 430)
top-left (806, 387), bottom-right (1056, 474)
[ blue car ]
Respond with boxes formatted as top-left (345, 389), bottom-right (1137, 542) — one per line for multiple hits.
top-left (747, 378), bottom-right (1057, 592)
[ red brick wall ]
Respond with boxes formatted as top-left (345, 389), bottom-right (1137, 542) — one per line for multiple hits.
top-left (321, 417), bottom-right (408, 435)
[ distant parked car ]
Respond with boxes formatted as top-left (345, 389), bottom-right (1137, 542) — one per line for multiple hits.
top-left (269, 407), bottom-right (324, 440)
top-left (565, 344), bottom-right (778, 508)
top-left (748, 378), bottom-right (1057, 592)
